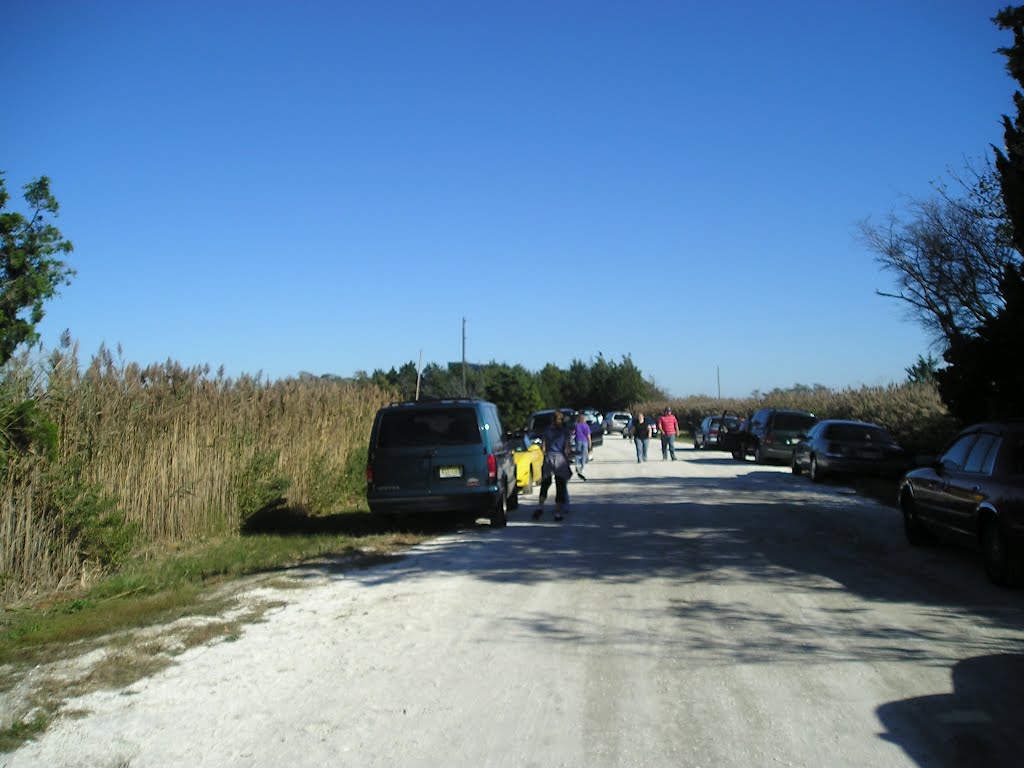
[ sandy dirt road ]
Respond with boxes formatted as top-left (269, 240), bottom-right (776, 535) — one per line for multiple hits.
top-left (5, 436), bottom-right (1024, 767)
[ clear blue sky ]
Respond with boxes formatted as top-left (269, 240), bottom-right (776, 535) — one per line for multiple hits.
top-left (3, 1), bottom-right (1015, 397)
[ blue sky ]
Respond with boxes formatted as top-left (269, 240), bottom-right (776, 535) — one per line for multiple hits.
top-left (3, 1), bottom-right (1015, 397)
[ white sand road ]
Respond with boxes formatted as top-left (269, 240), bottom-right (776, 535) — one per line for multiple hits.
top-left (4, 437), bottom-right (1024, 767)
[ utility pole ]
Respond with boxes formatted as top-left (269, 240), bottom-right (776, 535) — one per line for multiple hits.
top-left (717, 366), bottom-right (721, 399)
top-left (415, 349), bottom-right (423, 401)
top-left (462, 317), bottom-right (467, 397)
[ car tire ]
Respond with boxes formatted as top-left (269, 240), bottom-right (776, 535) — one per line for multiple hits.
top-left (809, 456), bottom-right (822, 482)
top-left (791, 454), bottom-right (802, 475)
top-left (902, 492), bottom-right (929, 546)
top-left (490, 483), bottom-right (508, 528)
top-left (982, 515), bottom-right (1021, 587)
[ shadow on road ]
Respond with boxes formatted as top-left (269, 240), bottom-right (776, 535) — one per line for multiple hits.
top-left (876, 653), bottom-right (1024, 768)
top-left (267, 456), bottom-right (1024, 761)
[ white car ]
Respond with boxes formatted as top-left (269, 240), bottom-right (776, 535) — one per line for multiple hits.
top-left (603, 411), bottom-right (632, 435)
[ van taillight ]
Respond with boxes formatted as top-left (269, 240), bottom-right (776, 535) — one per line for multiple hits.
top-left (487, 454), bottom-right (497, 482)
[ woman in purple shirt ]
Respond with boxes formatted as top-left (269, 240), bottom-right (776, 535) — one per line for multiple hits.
top-left (573, 412), bottom-right (592, 480)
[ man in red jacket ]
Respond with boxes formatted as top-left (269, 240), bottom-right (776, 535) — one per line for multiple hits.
top-left (657, 407), bottom-right (679, 461)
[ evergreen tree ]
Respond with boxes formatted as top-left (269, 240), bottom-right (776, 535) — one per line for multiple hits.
top-left (0, 173), bottom-right (74, 366)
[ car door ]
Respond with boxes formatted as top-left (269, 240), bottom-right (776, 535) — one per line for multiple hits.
top-left (914, 433), bottom-right (979, 529)
top-left (792, 423), bottom-right (820, 470)
top-left (372, 408), bottom-right (444, 496)
top-left (942, 432), bottom-right (1002, 537)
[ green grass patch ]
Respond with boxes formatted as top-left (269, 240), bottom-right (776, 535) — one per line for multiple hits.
top-left (0, 712), bottom-right (50, 753)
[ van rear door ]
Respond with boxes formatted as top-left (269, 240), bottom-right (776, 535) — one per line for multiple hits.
top-left (372, 406), bottom-right (483, 494)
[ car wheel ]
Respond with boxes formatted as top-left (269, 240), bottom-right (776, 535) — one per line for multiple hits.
top-left (490, 483), bottom-right (508, 528)
top-left (901, 492), bottom-right (929, 546)
top-left (791, 454), bottom-right (802, 475)
top-left (809, 456), bottom-right (822, 482)
top-left (981, 515), bottom-right (1021, 586)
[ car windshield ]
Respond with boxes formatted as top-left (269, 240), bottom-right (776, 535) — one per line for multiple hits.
top-left (377, 408), bottom-right (481, 447)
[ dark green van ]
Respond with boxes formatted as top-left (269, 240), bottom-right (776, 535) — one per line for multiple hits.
top-left (366, 399), bottom-right (519, 527)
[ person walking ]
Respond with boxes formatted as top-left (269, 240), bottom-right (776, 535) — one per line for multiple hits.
top-left (533, 410), bottom-right (572, 521)
top-left (631, 411), bottom-right (651, 463)
top-left (657, 406), bottom-right (679, 460)
top-left (573, 412), bottom-right (592, 480)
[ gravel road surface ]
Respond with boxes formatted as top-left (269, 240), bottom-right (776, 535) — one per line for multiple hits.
top-left (5, 437), bottom-right (1024, 767)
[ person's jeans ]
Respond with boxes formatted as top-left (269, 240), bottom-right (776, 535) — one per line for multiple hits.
top-left (575, 444), bottom-right (588, 474)
top-left (634, 437), bottom-right (650, 462)
top-left (661, 433), bottom-right (676, 460)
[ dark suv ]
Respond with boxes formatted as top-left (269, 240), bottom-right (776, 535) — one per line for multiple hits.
top-left (735, 408), bottom-right (817, 464)
top-left (525, 408), bottom-right (577, 441)
top-left (366, 399), bottom-right (518, 527)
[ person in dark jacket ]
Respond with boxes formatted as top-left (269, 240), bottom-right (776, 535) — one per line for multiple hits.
top-left (631, 411), bottom-right (652, 463)
top-left (533, 411), bottom-right (572, 521)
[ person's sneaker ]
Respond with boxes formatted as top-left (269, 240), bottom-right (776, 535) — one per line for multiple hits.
top-left (554, 513), bottom-right (563, 521)
top-left (532, 508), bottom-right (543, 521)
top-left (578, 473), bottom-right (586, 481)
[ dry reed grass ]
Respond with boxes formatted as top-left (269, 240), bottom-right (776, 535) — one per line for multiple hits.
top-left (639, 381), bottom-right (958, 454)
top-left (1, 342), bottom-right (392, 602)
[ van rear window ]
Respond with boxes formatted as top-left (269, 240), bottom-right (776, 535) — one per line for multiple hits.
top-left (774, 413), bottom-right (816, 431)
top-left (377, 408), bottom-right (481, 447)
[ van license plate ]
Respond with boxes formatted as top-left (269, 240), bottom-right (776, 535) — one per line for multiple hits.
top-left (438, 465), bottom-right (462, 479)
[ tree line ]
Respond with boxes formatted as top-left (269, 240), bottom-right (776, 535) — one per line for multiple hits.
top-left (354, 355), bottom-right (663, 432)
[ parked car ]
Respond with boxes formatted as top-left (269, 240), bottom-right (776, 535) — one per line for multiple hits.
top-left (366, 399), bottom-right (518, 527)
top-left (509, 431), bottom-right (544, 495)
top-left (898, 420), bottom-right (1024, 587)
top-left (720, 417), bottom-right (753, 460)
top-left (734, 408), bottom-right (818, 464)
top-left (604, 411), bottom-right (632, 435)
top-left (693, 414), bottom-right (742, 449)
top-left (579, 408), bottom-right (604, 447)
top-left (791, 419), bottom-right (907, 481)
top-left (626, 414), bottom-right (659, 438)
top-left (525, 408), bottom-right (577, 441)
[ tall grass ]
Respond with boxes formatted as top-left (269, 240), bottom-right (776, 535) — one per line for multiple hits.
top-left (1, 342), bottom-right (391, 603)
